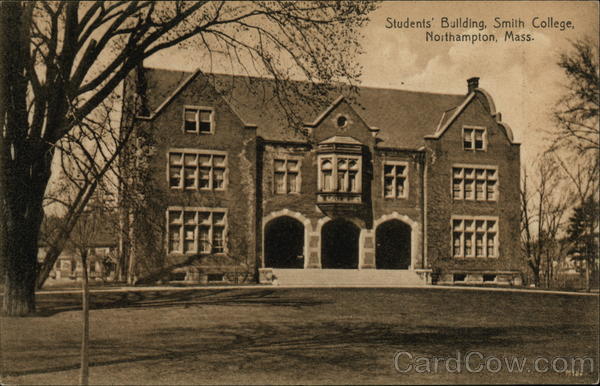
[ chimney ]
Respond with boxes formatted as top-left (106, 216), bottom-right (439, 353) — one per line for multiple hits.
top-left (467, 77), bottom-right (479, 93)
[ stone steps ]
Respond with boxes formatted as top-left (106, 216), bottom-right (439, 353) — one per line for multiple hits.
top-left (268, 268), bottom-right (428, 286)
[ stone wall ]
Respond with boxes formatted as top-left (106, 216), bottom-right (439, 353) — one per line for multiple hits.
top-left (130, 74), bottom-right (258, 283)
top-left (425, 92), bottom-right (523, 279)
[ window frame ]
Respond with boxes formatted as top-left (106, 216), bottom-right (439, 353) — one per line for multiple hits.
top-left (451, 216), bottom-right (499, 259)
top-left (462, 126), bottom-right (487, 151)
top-left (166, 207), bottom-right (228, 255)
top-left (451, 164), bottom-right (498, 201)
top-left (317, 154), bottom-right (362, 193)
top-left (182, 105), bottom-right (215, 135)
top-left (382, 160), bottom-right (409, 199)
top-left (167, 148), bottom-right (228, 191)
top-left (272, 156), bottom-right (302, 195)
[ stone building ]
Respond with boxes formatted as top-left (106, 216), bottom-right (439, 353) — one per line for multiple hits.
top-left (120, 67), bottom-right (523, 286)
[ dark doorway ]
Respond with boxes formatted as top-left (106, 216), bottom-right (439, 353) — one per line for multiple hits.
top-left (376, 220), bottom-right (411, 269)
top-left (321, 219), bottom-right (359, 269)
top-left (264, 216), bottom-right (304, 268)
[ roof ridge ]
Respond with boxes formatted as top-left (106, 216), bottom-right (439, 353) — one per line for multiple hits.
top-left (141, 66), bottom-right (470, 148)
top-left (142, 66), bottom-right (464, 97)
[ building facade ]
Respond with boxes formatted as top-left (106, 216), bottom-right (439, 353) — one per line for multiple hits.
top-left (121, 67), bottom-right (523, 286)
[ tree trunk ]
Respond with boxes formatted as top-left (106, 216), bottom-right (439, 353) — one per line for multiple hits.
top-left (127, 212), bottom-right (136, 284)
top-left (2, 213), bottom-right (39, 316)
top-left (36, 245), bottom-right (63, 289)
top-left (117, 204), bottom-right (130, 282)
top-left (532, 270), bottom-right (540, 288)
top-left (0, 2), bottom-right (38, 316)
top-left (528, 258), bottom-right (540, 287)
top-left (80, 253), bottom-right (90, 385)
top-left (585, 258), bottom-right (590, 292)
top-left (2, 156), bottom-right (53, 316)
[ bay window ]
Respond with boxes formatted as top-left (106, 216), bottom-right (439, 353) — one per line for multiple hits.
top-left (318, 154), bottom-right (361, 193)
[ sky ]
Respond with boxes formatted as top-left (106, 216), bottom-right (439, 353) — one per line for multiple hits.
top-left (144, 0), bottom-right (599, 167)
top-left (357, 1), bottom-right (599, 166)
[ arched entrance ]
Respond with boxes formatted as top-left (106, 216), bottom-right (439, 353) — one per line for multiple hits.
top-left (264, 216), bottom-right (304, 268)
top-left (376, 220), bottom-right (411, 269)
top-left (321, 219), bottom-right (359, 269)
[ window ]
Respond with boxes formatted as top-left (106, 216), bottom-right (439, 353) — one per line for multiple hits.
top-left (184, 107), bottom-right (213, 134)
top-left (452, 217), bottom-right (498, 258)
top-left (318, 155), bottom-right (361, 193)
top-left (463, 127), bottom-right (486, 150)
top-left (207, 273), bottom-right (225, 282)
top-left (452, 166), bottom-right (497, 201)
top-left (453, 273), bottom-right (467, 282)
top-left (273, 158), bottom-right (300, 194)
top-left (167, 208), bottom-right (227, 254)
top-left (168, 150), bottom-right (226, 190)
top-left (321, 159), bottom-right (333, 191)
top-left (483, 274), bottom-right (496, 282)
top-left (383, 162), bottom-right (408, 198)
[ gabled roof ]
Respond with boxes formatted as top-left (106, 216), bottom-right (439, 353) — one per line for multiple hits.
top-left (141, 67), bottom-right (467, 148)
top-left (428, 88), bottom-right (516, 144)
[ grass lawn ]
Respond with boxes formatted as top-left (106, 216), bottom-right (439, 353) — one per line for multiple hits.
top-left (1, 288), bottom-right (598, 384)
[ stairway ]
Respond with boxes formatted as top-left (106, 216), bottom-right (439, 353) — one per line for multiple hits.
top-left (268, 268), bottom-right (429, 287)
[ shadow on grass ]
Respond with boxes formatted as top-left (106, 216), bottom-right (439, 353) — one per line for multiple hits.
top-left (23, 288), bottom-right (330, 317)
top-left (6, 320), bottom-right (597, 378)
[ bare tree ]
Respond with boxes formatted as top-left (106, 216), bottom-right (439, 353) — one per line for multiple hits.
top-left (551, 37), bottom-right (599, 155)
top-left (520, 154), bottom-right (570, 287)
top-left (0, 1), bottom-right (378, 315)
top-left (545, 36), bottom-right (600, 290)
top-left (36, 93), bottom-right (125, 289)
top-left (553, 152), bottom-right (599, 206)
top-left (69, 192), bottom-right (113, 385)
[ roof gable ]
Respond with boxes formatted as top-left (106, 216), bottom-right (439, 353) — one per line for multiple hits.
top-left (427, 89), bottom-right (516, 144)
top-left (140, 67), bottom-right (469, 148)
top-left (310, 96), bottom-right (375, 145)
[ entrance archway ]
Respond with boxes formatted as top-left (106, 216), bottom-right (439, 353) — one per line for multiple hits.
top-left (264, 216), bottom-right (304, 268)
top-left (376, 220), bottom-right (411, 269)
top-left (321, 219), bottom-right (359, 269)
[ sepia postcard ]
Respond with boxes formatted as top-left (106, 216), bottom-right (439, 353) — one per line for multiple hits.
top-left (0, 1), bottom-right (598, 385)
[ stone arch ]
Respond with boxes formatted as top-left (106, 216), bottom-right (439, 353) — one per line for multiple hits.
top-left (374, 212), bottom-right (420, 270)
top-left (315, 216), bottom-right (363, 235)
top-left (321, 218), bottom-right (360, 269)
top-left (262, 209), bottom-right (311, 268)
top-left (376, 220), bottom-right (411, 269)
top-left (264, 216), bottom-right (305, 268)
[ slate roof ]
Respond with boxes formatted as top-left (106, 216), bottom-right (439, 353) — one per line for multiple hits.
top-left (141, 67), bottom-right (466, 148)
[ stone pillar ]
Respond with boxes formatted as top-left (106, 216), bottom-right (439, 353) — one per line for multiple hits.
top-left (360, 229), bottom-right (376, 269)
top-left (306, 232), bottom-right (321, 268)
top-left (412, 226), bottom-right (422, 269)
